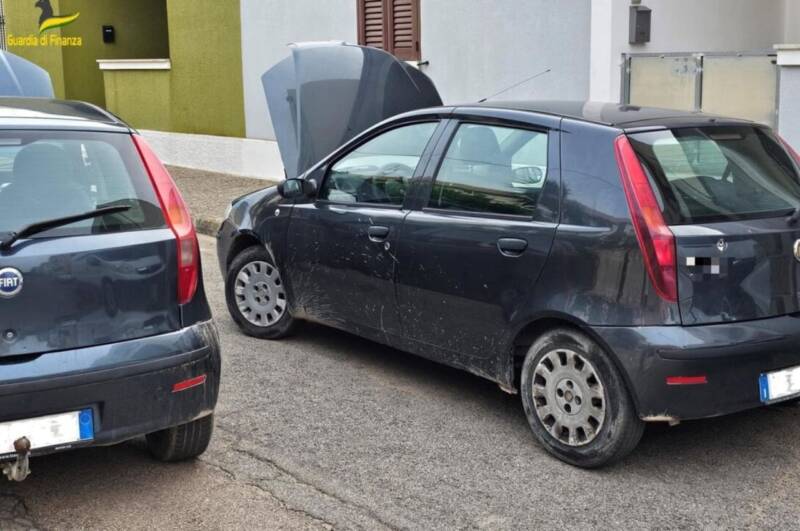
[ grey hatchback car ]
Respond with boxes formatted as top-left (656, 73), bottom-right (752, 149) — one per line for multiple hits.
top-left (0, 98), bottom-right (220, 481)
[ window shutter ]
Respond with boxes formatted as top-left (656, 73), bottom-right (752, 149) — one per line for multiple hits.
top-left (357, 0), bottom-right (420, 61)
top-left (388, 0), bottom-right (420, 61)
top-left (358, 0), bottom-right (388, 51)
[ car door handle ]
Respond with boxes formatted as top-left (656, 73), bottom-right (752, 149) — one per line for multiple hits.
top-left (497, 238), bottom-right (528, 257)
top-left (368, 225), bottom-right (390, 242)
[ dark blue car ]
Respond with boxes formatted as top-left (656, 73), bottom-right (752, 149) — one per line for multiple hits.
top-left (219, 43), bottom-right (800, 467)
top-left (0, 98), bottom-right (220, 481)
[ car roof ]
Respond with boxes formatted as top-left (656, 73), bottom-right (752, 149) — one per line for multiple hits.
top-left (455, 100), bottom-right (756, 130)
top-left (0, 97), bottom-right (130, 132)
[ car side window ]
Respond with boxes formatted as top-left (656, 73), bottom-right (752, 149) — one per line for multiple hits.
top-left (320, 122), bottom-right (438, 205)
top-left (428, 124), bottom-right (549, 217)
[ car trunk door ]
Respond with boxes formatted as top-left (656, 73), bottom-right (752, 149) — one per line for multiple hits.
top-left (673, 219), bottom-right (800, 324)
top-left (0, 130), bottom-right (180, 358)
top-left (0, 231), bottom-right (180, 358)
top-left (629, 125), bottom-right (800, 325)
top-left (261, 41), bottom-right (442, 179)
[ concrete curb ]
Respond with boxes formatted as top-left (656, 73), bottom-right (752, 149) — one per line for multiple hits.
top-left (195, 217), bottom-right (222, 237)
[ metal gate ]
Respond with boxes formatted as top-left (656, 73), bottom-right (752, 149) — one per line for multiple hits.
top-left (621, 52), bottom-right (779, 127)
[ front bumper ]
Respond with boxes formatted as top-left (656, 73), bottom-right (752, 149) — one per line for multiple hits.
top-left (595, 314), bottom-right (800, 421)
top-left (0, 321), bottom-right (221, 461)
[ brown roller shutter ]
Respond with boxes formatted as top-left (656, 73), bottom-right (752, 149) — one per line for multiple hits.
top-left (357, 0), bottom-right (421, 61)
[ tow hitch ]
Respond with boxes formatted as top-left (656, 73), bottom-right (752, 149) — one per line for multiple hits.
top-left (2, 437), bottom-right (31, 482)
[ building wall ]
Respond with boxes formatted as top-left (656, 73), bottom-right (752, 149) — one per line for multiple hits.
top-left (420, 0), bottom-right (592, 104)
top-left (103, 69), bottom-right (172, 131)
top-left (59, 0), bottom-right (170, 106)
top-left (5, 0), bottom-right (169, 107)
top-left (240, 0), bottom-right (357, 140)
top-left (786, 0), bottom-right (800, 43)
top-left (4, 0), bottom-right (66, 97)
top-left (240, 0), bottom-right (591, 141)
top-left (167, 0), bottom-right (245, 137)
top-left (590, 0), bottom-right (791, 101)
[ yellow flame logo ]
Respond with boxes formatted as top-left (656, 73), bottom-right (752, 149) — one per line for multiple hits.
top-left (39, 13), bottom-right (80, 33)
top-left (35, 0), bottom-right (79, 34)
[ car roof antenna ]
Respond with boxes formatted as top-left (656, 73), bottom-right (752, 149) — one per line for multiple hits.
top-left (477, 68), bottom-right (552, 103)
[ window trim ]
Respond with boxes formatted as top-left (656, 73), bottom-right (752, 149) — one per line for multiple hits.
top-left (315, 119), bottom-right (441, 209)
top-left (420, 120), bottom-right (553, 221)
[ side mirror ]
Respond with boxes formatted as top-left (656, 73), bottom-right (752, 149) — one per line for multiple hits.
top-left (277, 178), bottom-right (315, 199)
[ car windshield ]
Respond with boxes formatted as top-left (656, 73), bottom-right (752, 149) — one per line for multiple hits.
top-left (629, 126), bottom-right (800, 224)
top-left (0, 131), bottom-right (164, 238)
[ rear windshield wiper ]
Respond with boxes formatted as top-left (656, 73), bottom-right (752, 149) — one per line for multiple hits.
top-left (787, 207), bottom-right (800, 226)
top-left (0, 205), bottom-right (131, 250)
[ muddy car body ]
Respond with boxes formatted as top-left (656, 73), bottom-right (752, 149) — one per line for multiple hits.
top-left (219, 43), bottom-right (800, 467)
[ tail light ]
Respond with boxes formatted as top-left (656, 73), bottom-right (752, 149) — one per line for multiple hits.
top-left (779, 135), bottom-right (800, 167)
top-left (132, 134), bottom-right (199, 305)
top-left (614, 135), bottom-right (678, 303)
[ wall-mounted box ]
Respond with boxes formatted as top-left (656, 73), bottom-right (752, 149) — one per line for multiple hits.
top-left (102, 25), bottom-right (115, 44)
top-left (629, 6), bottom-right (651, 44)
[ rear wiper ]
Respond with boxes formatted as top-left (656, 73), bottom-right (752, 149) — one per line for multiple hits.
top-left (788, 207), bottom-right (800, 226)
top-left (0, 205), bottom-right (131, 250)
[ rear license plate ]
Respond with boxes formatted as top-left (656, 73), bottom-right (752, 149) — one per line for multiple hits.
top-left (759, 366), bottom-right (800, 403)
top-left (0, 409), bottom-right (94, 457)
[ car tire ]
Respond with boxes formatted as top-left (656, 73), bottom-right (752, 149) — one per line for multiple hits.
top-left (520, 328), bottom-right (644, 468)
top-left (146, 414), bottom-right (214, 462)
top-left (225, 246), bottom-right (297, 339)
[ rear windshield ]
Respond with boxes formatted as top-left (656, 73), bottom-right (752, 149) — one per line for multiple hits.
top-left (629, 126), bottom-right (800, 224)
top-left (0, 131), bottom-right (164, 238)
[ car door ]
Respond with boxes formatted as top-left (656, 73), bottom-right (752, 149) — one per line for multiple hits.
top-left (395, 112), bottom-right (561, 365)
top-left (285, 120), bottom-right (442, 341)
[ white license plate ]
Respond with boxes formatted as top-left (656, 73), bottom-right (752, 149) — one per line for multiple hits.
top-left (759, 366), bottom-right (800, 403)
top-left (0, 409), bottom-right (94, 457)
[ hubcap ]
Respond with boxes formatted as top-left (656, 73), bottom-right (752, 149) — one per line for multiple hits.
top-left (531, 348), bottom-right (605, 446)
top-left (234, 261), bottom-right (286, 327)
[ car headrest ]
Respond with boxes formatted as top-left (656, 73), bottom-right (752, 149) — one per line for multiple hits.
top-left (457, 126), bottom-right (507, 166)
top-left (13, 143), bottom-right (75, 192)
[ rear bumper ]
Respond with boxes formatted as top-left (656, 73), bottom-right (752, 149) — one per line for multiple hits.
top-left (595, 314), bottom-right (800, 421)
top-left (0, 321), bottom-right (221, 460)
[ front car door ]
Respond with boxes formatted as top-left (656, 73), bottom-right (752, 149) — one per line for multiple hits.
top-left (285, 120), bottom-right (442, 342)
top-left (395, 110), bottom-right (561, 380)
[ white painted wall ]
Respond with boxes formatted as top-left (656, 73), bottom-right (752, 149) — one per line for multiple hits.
top-left (240, 0), bottom-right (357, 140)
top-left (419, 0), bottom-right (592, 104)
top-left (142, 130), bottom-right (283, 180)
top-left (590, 0), bottom-right (791, 101)
top-left (786, 0), bottom-right (800, 43)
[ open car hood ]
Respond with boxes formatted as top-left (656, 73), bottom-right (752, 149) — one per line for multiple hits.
top-left (262, 42), bottom-right (442, 179)
top-left (0, 51), bottom-right (54, 98)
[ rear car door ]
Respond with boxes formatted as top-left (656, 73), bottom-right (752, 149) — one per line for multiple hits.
top-left (285, 120), bottom-right (441, 339)
top-left (628, 126), bottom-right (800, 324)
top-left (0, 130), bottom-right (179, 358)
top-left (396, 113), bottom-right (560, 361)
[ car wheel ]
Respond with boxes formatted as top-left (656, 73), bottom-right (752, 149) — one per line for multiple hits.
top-left (225, 246), bottom-right (297, 339)
top-left (520, 328), bottom-right (644, 468)
top-left (146, 414), bottom-right (214, 462)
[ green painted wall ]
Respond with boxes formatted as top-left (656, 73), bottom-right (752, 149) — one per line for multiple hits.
top-left (103, 70), bottom-right (171, 131)
top-left (6, 0), bottom-right (245, 138)
top-left (60, 0), bottom-right (170, 106)
top-left (4, 0), bottom-right (169, 106)
top-left (165, 0), bottom-right (245, 137)
top-left (4, 0), bottom-right (66, 97)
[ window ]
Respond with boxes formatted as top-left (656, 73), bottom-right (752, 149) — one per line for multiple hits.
top-left (630, 126), bottom-right (800, 224)
top-left (428, 124), bottom-right (549, 217)
top-left (320, 122), bottom-right (437, 205)
top-left (0, 131), bottom-right (165, 239)
top-left (357, 0), bottom-right (421, 61)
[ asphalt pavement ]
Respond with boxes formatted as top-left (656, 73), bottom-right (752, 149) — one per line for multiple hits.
top-left (3, 234), bottom-right (800, 530)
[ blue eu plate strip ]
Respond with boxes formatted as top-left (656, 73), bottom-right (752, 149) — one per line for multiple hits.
top-left (759, 374), bottom-right (770, 403)
top-left (78, 409), bottom-right (94, 441)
